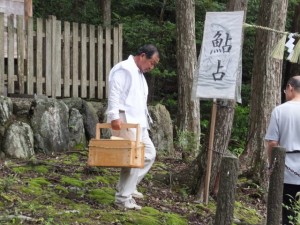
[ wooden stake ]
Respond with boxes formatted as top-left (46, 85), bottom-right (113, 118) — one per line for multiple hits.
top-left (203, 98), bottom-right (217, 204)
top-left (24, 0), bottom-right (32, 28)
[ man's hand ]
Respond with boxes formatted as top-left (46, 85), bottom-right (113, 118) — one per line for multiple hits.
top-left (111, 119), bottom-right (122, 130)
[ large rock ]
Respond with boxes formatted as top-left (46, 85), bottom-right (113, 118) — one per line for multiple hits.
top-left (11, 97), bottom-right (33, 119)
top-left (30, 96), bottom-right (70, 153)
top-left (69, 108), bottom-right (86, 148)
top-left (81, 101), bottom-right (98, 140)
top-left (3, 121), bottom-right (34, 159)
top-left (90, 101), bottom-right (107, 123)
top-left (63, 98), bottom-right (99, 140)
top-left (0, 96), bottom-right (13, 126)
top-left (0, 95), bottom-right (174, 159)
top-left (148, 104), bottom-right (174, 156)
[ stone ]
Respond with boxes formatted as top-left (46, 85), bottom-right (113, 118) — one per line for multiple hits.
top-left (3, 121), bottom-right (34, 159)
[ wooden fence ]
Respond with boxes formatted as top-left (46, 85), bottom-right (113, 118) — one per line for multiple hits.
top-left (0, 13), bottom-right (123, 99)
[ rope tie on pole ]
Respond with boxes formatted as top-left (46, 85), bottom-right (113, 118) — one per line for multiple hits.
top-left (243, 23), bottom-right (300, 63)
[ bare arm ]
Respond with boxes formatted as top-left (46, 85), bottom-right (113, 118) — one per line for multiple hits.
top-left (267, 140), bottom-right (279, 165)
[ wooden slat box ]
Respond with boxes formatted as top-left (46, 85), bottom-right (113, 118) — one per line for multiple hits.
top-left (88, 123), bottom-right (145, 168)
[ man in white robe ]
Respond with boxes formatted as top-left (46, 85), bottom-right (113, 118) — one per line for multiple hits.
top-left (106, 44), bottom-right (160, 210)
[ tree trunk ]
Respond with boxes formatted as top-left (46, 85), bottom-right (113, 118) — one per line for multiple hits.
top-left (284, 3), bottom-right (300, 89)
top-left (214, 156), bottom-right (239, 225)
top-left (266, 147), bottom-right (286, 225)
top-left (240, 0), bottom-right (288, 190)
top-left (159, 0), bottom-right (167, 24)
top-left (176, 0), bottom-right (200, 158)
top-left (191, 0), bottom-right (248, 197)
top-left (101, 0), bottom-right (111, 27)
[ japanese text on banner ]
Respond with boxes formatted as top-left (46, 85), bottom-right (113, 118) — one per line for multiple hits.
top-left (192, 11), bottom-right (244, 101)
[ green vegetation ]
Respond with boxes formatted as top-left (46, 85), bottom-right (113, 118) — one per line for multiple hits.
top-left (174, 128), bottom-right (199, 161)
top-left (234, 201), bottom-right (261, 224)
top-left (0, 151), bottom-right (264, 224)
top-left (31, 0), bottom-right (300, 153)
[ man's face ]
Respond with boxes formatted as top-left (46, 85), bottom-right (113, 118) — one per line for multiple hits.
top-left (138, 53), bottom-right (159, 73)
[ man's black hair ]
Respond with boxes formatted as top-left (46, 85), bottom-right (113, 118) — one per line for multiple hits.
top-left (136, 44), bottom-right (159, 59)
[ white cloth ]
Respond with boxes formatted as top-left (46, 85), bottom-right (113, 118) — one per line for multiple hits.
top-left (113, 113), bottom-right (156, 203)
top-left (106, 55), bottom-right (149, 128)
top-left (191, 11), bottom-right (244, 101)
top-left (106, 55), bottom-right (156, 203)
top-left (265, 101), bottom-right (300, 184)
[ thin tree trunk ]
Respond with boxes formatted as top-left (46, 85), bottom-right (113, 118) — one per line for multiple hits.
top-left (266, 147), bottom-right (286, 225)
top-left (101, 0), bottom-right (111, 27)
top-left (191, 0), bottom-right (248, 197)
top-left (176, 0), bottom-right (200, 158)
top-left (240, 0), bottom-right (288, 190)
top-left (214, 156), bottom-right (239, 225)
top-left (159, 0), bottom-right (167, 24)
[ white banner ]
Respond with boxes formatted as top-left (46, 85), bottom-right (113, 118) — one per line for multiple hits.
top-left (192, 11), bottom-right (244, 101)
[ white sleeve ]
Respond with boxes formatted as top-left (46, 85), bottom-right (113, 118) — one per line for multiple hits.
top-left (106, 69), bottom-right (127, 121)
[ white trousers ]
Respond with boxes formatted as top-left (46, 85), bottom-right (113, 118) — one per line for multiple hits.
top-left (112, 113), bottom-right (156, 203)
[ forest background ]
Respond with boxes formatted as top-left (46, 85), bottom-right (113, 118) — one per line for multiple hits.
top-left (32, 0), bottom-right (300, 155)
top-left (1, 0), bottom-right (300, 223)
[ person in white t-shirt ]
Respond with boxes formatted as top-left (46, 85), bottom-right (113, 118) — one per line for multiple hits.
top-left (106, 44), bottom-right (160, 210)
top-left (265, 75), bottom-right (300, 225)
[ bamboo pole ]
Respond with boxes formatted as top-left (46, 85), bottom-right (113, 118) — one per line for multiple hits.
top-left (203, 98), bottom-right (217, 204)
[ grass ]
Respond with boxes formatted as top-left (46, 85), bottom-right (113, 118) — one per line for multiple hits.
top-left (0, 151), bottom-right (264, 225)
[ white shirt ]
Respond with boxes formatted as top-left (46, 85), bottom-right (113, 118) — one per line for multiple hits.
top-left (106, 55), bottom-right (149, 128)
top-left (265, 101), bottom-right (300, 184)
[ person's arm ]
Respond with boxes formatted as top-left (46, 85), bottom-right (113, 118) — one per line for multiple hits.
top-left (267, 140), bottom-right (279, 165)
top-left (107, 70), bottom-right (126, 130)
top-left (265, 108), bottom-right (279, 166)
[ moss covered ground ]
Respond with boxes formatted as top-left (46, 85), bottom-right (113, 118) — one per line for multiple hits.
top-left (0, 151), bottom-right (265, 224)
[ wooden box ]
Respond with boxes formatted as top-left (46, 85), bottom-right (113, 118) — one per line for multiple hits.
top-left (88, 123), bottom-right (145, 168)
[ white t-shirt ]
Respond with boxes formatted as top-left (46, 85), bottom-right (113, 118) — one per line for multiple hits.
top-left (265, 101), bottom-right (300, 184)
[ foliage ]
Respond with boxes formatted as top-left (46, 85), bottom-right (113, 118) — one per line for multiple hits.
top-left (229, 104), bottom-right (250, 157)
top-left (0, 175), bottom-right (16, 192)
top-left (286, 0), bottom-right (300, 31)
top-left (284, 192), bottom-right (300, 225)
top-left (33, 0), bottom-right (102, 24)
top-left (174, 127), bottom-right (199, 161)
top-left (234, 201), bottom-right (261, 224)
top-left (30, 0), bottom-right (300, 180)
top-left (32, 0), bottom-right (252, 120)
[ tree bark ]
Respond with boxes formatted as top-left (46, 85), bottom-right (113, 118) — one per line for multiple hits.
top-left (176, 0), bottom-right (200, 158)
top-left (266, 147), bottom-right (286, 225)
top-left (101, 0), bottom-right (111, 27)
top-left (191, 0), bottom-right (248, 197)
top-left (240, 0), bottom-right (288, 190)
top-left (214, 156), bottom-right (239, 225)
top-left (159, 0), bottom-right (167, 24)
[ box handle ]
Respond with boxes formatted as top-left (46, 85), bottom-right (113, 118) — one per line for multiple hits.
top-left (95, 123), bottom-right (141, 147)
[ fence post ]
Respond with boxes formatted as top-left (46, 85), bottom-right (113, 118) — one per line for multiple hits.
top-left (51, 15), bottom-right (57, 98)
top-left (0, 13), bottom-right (4, 96)
top-left (266, 146), bottom-right (286, 225)
top-left (214, 156), bottom-right (239, 225)
top-left (17, 15), bottom-right (25, 94)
